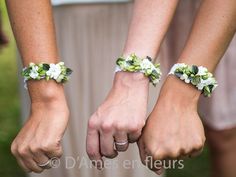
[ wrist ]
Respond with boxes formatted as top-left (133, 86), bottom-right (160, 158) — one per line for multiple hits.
top-left (113, 72), bottom-right (149, 89)
top-left (159, 75), bottom-right (201, 106)
top-left (27, 80), bottom-right (67, 104)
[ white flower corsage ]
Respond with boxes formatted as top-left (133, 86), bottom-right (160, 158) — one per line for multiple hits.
top-left (115, 53), bottom-right (162, 86)
top-left (22, 62), bottom-right (72, 89)
top-left (169, 63), bottom-right (218, 97)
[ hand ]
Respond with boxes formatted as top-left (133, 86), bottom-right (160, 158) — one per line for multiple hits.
top-left (86, 72), bottom-right (149, 168)
top-left (11, 81), bottom-right (69, 173)
top-left (138, 76), bottom-right (206, 174)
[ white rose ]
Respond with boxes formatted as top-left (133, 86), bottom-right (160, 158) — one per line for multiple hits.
top-left (46, 64), bottom-right (62, 79)
top-left (29, 65), bottom-right (39, 79)
top-left (197, 66), bottom-right (208, 76)
top-left (180, 73), bottom-right (190, 83)
top-left (140, 59), bottom-right (154, 70)
top-left (196, 78), bottom-right (216, 90)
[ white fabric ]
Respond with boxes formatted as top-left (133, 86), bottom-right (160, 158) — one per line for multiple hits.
top-left (51, 0), bottom-right (130, 6)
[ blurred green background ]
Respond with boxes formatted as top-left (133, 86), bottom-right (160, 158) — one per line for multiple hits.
top-left (0, 1), bottom-right (210, 177)
top-left (0, 2), bottom-right (26, 177)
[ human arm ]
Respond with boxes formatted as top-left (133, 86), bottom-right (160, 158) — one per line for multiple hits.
top-left (138, 0), bottom-right (236, 174)
top-left (6, 0), bottom-right (69, 173)
top-left (86, 0), bottom-right (179, 168)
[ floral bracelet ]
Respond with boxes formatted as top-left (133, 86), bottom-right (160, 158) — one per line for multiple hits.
top-left (22, 62), bottom-right (72, 89)
top-left (115, 54), bottom-right (162, 86)
top-left (169, 63), bottom-right (218, 97)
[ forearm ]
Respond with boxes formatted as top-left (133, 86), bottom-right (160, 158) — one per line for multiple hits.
top-left (123, 0), bottom-right (179, 59)
top-left (6, 0), bottom-right (58, 65)
top-left (178, 0), bottom-right (236, 72)
top-left (6, 0), bottom-right (65, 103)
top-left (163, 0), bottom-right (236, 103)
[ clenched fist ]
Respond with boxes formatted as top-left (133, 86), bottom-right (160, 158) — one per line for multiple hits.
top-left (138, 76), bottom-right (206, 174)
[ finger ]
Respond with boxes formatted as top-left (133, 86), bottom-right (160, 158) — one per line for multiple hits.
top-left (16, 157), bottom-right (32, 172)
top-left (114, 132), bottom-right (129, 152)
top-left (128, 130), bottom-right (142, 143)
top-left (11, 145), bottom-right (31, 172)
top-left (155, 167), bottom-right (164, 175)
top-left (86, 128), bottom-right (104, 169)
top-left (17, 148), bottom-right (44, 173)
top-left (30, 148), bottom-right (51, 169)
top-left (100, 131), bottom-right (118, 158)
top-left (137, 139), bottom-right (149, 167)
top-left (189, 148), bottom-right (203, 158)
top-left (44, 145), bottom-right (63, 159)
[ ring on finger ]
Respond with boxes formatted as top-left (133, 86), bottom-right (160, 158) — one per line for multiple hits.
top-left (114, 141), bottom-right (128, 146)
top-left (37, 157), bottom-right (58, 169)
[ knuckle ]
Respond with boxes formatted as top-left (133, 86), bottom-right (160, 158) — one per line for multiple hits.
top-left (194, 141), bottom-right (204, 151)
top-left (29, 144), bottom-right (40, 153)
top-left (101, 122), bottom-right (113, 133)
top-left (40, 140), bottom-right (62, 157)
top-left (115, 122), bottom-right (127, 131)
top-left (55, 148), bottom-right (63, 157)
top-left (129, 123), bottom-right (142, 133)
top-left (40, 142), bottom-right (56, 152)
top-left (18, 145), bottom-right (29, 156)
top-left (169, 146), bottom-right (181, 158)
top-left (11, 142), bottom-right (18, 156)
top-left (88, 117), bottom-right (98, 130)
top-left (153, 149), bottom-right (164, 160)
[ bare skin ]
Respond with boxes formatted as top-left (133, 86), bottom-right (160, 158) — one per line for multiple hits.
top-left (205, 126), bottom-right (236, 177)
top-left (138, 0), bottom-right (236, 174)
top-left (86, 0), bottom-right (180, 168)
top-left (6, 0), bottom-right (69, 173)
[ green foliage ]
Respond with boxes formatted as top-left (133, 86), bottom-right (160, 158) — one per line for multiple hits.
top-left (0, 2), bottom-right (26, 177)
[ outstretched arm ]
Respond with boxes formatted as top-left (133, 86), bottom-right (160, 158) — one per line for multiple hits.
top-left (6, 0), bottom-right (69, 173)
top-left (86, 0), bottom-right (179, 168)
top-left (139, 0), bottom-right (236, 174)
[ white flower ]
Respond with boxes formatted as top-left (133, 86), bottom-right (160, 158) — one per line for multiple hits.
top-left (140, 59), bottom-right (154, 70)
top-left (180, 73), bottom-right (190, 83)
top-left (58, 62), bottom-right (65, 66)
top-left (115, 65), bottom-right (122, 72)
top-left (29, 65), bottom-right (39, 79)
top-left (169, 63), bottom-right (187, 74)
top-left (46, 64), bottom-right (62, 79)
top-left (197, 66), bottom-right (208, 76)
top-left (196, 82), bottom-right (205, 90)
top-left (196, 77), bottom-right (216, 90)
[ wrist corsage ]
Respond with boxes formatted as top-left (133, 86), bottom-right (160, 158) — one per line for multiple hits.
top-left (22, 62), bottom-right (72, 89)
top-left (169, 63), bottom-right (218, 97)
top-left (115, 53), bottom-right (162, 86)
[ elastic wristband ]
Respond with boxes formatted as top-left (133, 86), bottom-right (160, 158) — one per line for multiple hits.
top-left (169, 63), bottom-right (218, 97)
top-left (115, 53), bottom-right (162, 86)
top-left (22, 62), bottom-right (72, 89)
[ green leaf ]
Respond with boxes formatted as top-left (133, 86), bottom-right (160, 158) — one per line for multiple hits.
top-left (66, 68), bottom-right (73, 75)
top-left (192, 65), bottom-right (199, 75)
top-left (21, 68), bottom-right (30, 76)
top-left (175, 72), bottom-right (183, 78)
top-left (151, 70), bottom-right (158, 77)
top-left (42, 64), bottom-right (50, 70)
top-left (208, 85), bottom-right (214, 92)
top-left (116, 58), bottom-right (124, 65)
top-left (191, 76), bottom-right (201, 85)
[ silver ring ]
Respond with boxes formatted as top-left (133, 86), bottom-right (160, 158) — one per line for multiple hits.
top-left (38, 157), bottom-right (56, 169)
top-left (115, 141), bottom-right (128, 146)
